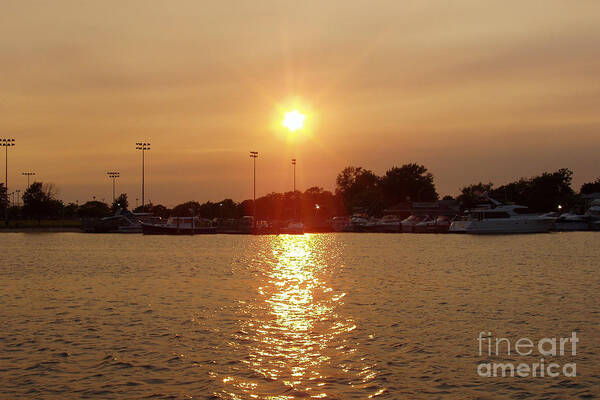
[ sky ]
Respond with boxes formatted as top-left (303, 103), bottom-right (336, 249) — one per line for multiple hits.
top-left (1, 1), bottom-right (599, 206)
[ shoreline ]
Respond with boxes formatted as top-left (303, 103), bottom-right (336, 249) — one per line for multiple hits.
top-left (0, 227), bottom-right (82, 233)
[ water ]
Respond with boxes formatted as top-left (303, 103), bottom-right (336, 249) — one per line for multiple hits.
top-left (0, 232), bottom-right (598, 399)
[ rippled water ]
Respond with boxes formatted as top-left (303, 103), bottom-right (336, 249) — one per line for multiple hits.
top-left (0, 233), bottom-right (599, 399)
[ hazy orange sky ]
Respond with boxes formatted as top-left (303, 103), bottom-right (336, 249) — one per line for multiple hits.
top-left (2, 1), bottom-right (599, 206)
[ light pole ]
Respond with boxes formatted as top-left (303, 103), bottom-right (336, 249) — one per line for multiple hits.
top-left (291, 158), bottom-right (296, 192)
top-left (249, 151), bottom-right (258, 224)
top-left (291, 158), bottom-right (297, 221)
top-left (1, 138), bottom-right (15, 221)
top-left (136, 142), bottom-right (150, 210)
top-left (1, 139), bottom-right (15, 192)
top-left (106, 171), bottom-right (120, 202)
top-left (22, 172), bottom-right (35, 188)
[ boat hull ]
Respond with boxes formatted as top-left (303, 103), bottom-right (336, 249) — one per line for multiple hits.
top-left (465, 218), bottom-right (555, 234)
top-left (142, 224), bottom-right (217, 235)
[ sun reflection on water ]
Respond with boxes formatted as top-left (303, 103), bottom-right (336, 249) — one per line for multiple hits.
top-left (215, 234), bottom-right (382, 399)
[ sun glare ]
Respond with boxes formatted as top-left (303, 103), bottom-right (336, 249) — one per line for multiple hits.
top-left (282, 110), bottom-right (306, 132)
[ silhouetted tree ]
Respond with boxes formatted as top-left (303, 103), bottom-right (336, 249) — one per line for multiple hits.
top-left (22, 182), bottom-right (63, 221)
top-left (380, 163), bottom-right (438, 206)
top-left (0, 183), bottom-right (7, 210)
top-left (335, 166), bottom-right (381, 213)
top-left (63, 203), bottom-right (80, 219)
top-left (78, 201), bottom-right (111, 218)
top-left (456, 182), bottom-right (494, 209)
top-left (523, 168), bottom-right (574, 211)
top-left (149, 204), bottom-right (171, 218)
top-left (458, 169), bottom-right (576, 212)
top-left (111, 193), bottom-right (129, 212)
top-left (172, 201), bottom-right (202, 217)
top-left (580, 178), bottom-right (600, 194)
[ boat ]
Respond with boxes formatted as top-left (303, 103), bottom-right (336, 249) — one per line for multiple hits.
top-left (433, 215), bottom-right (452, 233)
top-left (461, 204), bottom-right (555, 234)
top-left (415, 215), bottom-right (452, 233)
top-left (375, 215), bottom-right (403, 233)
top-left (82, 210), bottom-right (161, 233)
top-left (553, 213), bottom-right (590, 231)
top-left (413, 215), bottom-right (435, 233)
top-left (142, 216), bottom-right (216, 235)
top-left (585, 199), bottom-right (600, 230)
top-left (400, 215), bottom-right (423, 233)
top-left (448, 215), bottom-right (470, 233)
top-left (347, 214), bottom-right (369, 232)
top-left (330, 216), bottom-right (350, 232)
top-left (280, 221), bottom-right (305, 234)
top-left (361, 217), bottom-right (382, 232)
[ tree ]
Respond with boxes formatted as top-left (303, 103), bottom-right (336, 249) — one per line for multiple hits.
top-left (456, 182), bottom-right (494, 209)
top-left (580, 178), bottom-right (600, 194)
top-left (22, 182), bottom-right (63, 220)
top-left (0, 183), bottom-right (7, 210)
top-left (458, 169), bottom-right (576, 212)
top-left (149, 204), bottom-right (171, 218)
top-left (380, 163), bottom-right (438, 206)
top-left (172, 201), bottom-right (202, 217)
top-left (518, 168), bottom-right (574, 212)
top-left (78, 201), bottom-right (111, 218)
top-left (335, 166), bottom-right (381, 213)
top-left (111, 193), bottom-right (129, 212)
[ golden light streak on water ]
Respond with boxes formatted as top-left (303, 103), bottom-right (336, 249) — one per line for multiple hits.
top-left (218, 234), bottom-right (380, 399)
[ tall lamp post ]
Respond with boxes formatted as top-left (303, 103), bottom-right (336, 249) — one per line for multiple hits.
top-left (135, 142), bottom-right (150, 210)
top-left (291, 158), bottom-right (297, 221)
top-left (106, 171), bottom-right (120, 202)
top-left (1, 138), bottom-right (15, 221)
top-left (291, 158), bottom-right (296, 193)
top-left (249, 151), bottom-right (258, 224)
top-left (22, 172), bottom-right (35, 188)
top-left (1, 138), bottom-right (15, 192)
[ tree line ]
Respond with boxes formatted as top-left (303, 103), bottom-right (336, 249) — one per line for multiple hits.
top-left (1, 166), bottom-right (599, 222)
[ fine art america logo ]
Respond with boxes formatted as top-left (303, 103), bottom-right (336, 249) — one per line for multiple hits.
top-left (477, 332), bottom-right (578, 378)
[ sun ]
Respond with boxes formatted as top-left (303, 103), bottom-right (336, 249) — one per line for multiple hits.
top-left (282, 110), bottom-right (306, 132)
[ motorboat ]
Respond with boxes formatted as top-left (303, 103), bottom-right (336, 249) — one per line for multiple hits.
top-left (585, 199), bottom-right (600, 230)
top-left (347, 214), bottom-right (369, 232)
top-left (361, 218), bottom-right (382, 232)
top-left (280, 221), bottom-right (305, 235)
top-left (553, 213), bottom-right (590, 231)
top-left (142, 216), bottom-right (216, 235)
top-left (400, 215), bottom-right (423, 233)
top-left (376, 215), bottom-right (403, 233)
top-left (433, 215), bottom-right (452, 233)
top-left (82, 209), bottom-right (161, 233)
top-left (330, 216), bottom-right (350, 232)
top-left (413, 215), bottom-right (435, 233)
top-left (448, 215), bottom-right (469, 233)
top-left (461, 205), bottom-right (555, 234)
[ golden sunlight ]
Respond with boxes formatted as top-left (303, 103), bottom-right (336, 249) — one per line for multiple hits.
top-left (282, 110), bottom-right (306, 132)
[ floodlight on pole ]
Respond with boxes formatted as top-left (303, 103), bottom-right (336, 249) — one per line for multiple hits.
top-left (1, 138), bottom-right (15, 221)
top-left (107, 171), bottom-right (120, 202)
top-left (22, 172), bottom-right (35, 188)
top-left (249, 151), bottom-right (258, 224)
top-left (291, 158), bottom-right (297, 221)
top-left (135, 142), bottom-right (151, 209)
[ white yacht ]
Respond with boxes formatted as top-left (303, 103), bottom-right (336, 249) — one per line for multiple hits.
top-left (461, 205), bottom-right (555, 234)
